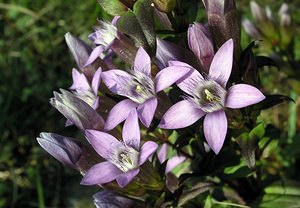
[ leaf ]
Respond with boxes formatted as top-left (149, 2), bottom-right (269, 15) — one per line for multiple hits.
top-left (253, 180), bottom-right (300, 208)
top-left (97, 0), bottom-right (128, 16)
top-left (236, 132), bottom-right (258, 169)
top-left (178, 182), bottom-right (213, 206)
top-left (249, 123), bottom-right (265, 140)
top-left (252, 94), bottom-right (294, 111)
top-left (117, 0), bottom-right (156, 56)
top-left (255, 56), bottom-right (278, 69)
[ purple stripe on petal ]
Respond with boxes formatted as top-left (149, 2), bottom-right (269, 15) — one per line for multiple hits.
top-left (84, 46), bottom-right (104, 67)
top-left (85, 130), bottom-right (120, 159)
top-left (155, 66), bottom-right (193, 93)
top-left (134, 47), bottom-right (151, 77)
top-left (102, 70), bottom-right (131, 94)
top-left (139, 141), bottom-right (158, 166)
top-left (209, 39), bottom-right (234, 87)
top-left (123, 109), bottom-right (140, 149)
top-left (80, 161), bottom-right (122, 185)
top-left (165, 155), bottom-right (186, 174)
top-left (137, 97), bottom-right (158, 127)
top-left (203, 110), bottom-right (227, 154)
top-left (168, 61), bottom-right (194, 68)
top-left (116, 168), bottom-right (140, 188)
top-left (159, 100), bottom-right (206, 129)
top-left (225, 84), bottom-right (265, 108)
top-left (104, 99), bottom-right (138, 131)
top-left (176, 69), bottom-right (203, 95)
top-left (91, 68), bottom-right (102, 95)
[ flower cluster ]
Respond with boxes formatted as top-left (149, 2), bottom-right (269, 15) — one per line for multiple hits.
top-left (36, 0), bottom-right (290, 206)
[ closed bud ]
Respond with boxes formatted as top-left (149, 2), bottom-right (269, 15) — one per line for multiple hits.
top-left (153, 0), bottom-right (176, 13)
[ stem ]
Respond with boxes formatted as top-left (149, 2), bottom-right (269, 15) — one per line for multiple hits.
top-left (288, 90), bottom-right (297, 144)
top-left (36, 165), bottom-right (45, 208)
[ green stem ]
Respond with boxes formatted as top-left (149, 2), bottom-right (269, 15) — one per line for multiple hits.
top-left (36, 165), bottom-right (45, 208)
top-left (288, 90), bottom-right (297, 143)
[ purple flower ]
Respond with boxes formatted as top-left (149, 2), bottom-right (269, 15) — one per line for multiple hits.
top-left (93, 191), bottom-right (140, 208)
top-left (81, 110), bottom-right (158, 188)
top-left (188, 23), bottom-right (214, 72)
top-left (70, 68), bottom-right (101, 110)
top-left (159, 39), bottom-right (265, 154)
top-left (102, 47), bottom-right (192, 130)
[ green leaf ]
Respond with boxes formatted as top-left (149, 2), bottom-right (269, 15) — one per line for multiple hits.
top-left (97, 0), bottom-right (128, 16)
top-left (255, 56), bottom-right (278, 69)
top-left (252, 94), bottom-right (294, 111)
top-left (253, 180), bottom-right (300, 208)
top-left (117, 0), bottom-right (156, 56)
top-left (236, 132), bottom-right (258, 169)
top-left (249, 123), bottom-right (265, 140)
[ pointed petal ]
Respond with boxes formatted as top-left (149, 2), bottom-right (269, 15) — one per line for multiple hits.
top-left (116, 169), bottom-right (140, 188)
top-left (203, 111), bottom-right (227, 154)
top-left (84, 46), bottom-right (104, 67)
top-left (168, 60), bottom-right (195, 68)
top-left (85, 130), bottom-right (119, 159)
top-left (70, 68), bottom-right (90, 91)
top-left (155, 65), bottom-right (193, 93)
top-left (209, 39), bottom-right (234, 87)
top-left (225, 84), bottom-right (265, 108)
top-left (134, 47), bottom-right (151, 76)
top-left (139, 141), bottom-right (158, 165)
top-left (176, 69), bottom-right (203, 95)
top-left (157, 143), bottom-right (168, 163)
top-left (81, 162), bottom-right (122, 185)
top-left (137, 97), bottom-right (157, 127)
top-left (123, 109), bottom-right (140, 149)
top-left (37, 133), bottom-right (82, 169)
top-left (104, 99), bottom-right (138, 131)
top-left (165, 156), bottom-right (186, 174)
top-left (91, 68), bottom-right (102, 95)
top-left (159, 100), bottom-right (205, 129)
top-left (102, 70), bottom-right (131, 94)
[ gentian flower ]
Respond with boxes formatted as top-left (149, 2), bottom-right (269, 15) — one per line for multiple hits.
top-left (102, 47), bottom-right (192, 130)
top-left (159, 39), bottom-right (265, 154)
top-left (93, 191), bottom-right (141, 208)
top-left (70, 68), bottom-right (101, 110)
top-left (81, 110), bottom-right (158, 188)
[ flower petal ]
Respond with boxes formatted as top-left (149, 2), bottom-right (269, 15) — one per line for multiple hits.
top-left (157, 143), bottom-right (168, 163)
top-left (165, 155), bottom-right (186, 174)
top-left (84, 46), bottom-right (104, 67)
top-left (102, 70), bottom-right (131, 94)
top-left (123, 109), bottom-right (140, 149)
top-left (137, 97), bottom-right (158, 127)
top-left (85, 130), bottom-right (120, 159)
top-left (159, 100), bottom-right (205, 129)
top-left (176, 69), bottom-right (203, 95)
top-left (139, 141), bottom-right (158, 166)
top-left (70, 68), bottom-right (90, 91)
top-left (203, 110), bottom-right (227, 154)
top-left (80, 161), bottom-right (122, 185)
top-left (225, 84), bottom-right (265, 108)
top-left (116, 168), bottom-right (140, 188)
top-left (104, 99), bottom-right (138, 131)
top-left (155, 65), bottom-right (193, 93)
top-left (134, 47), bottom-right (151, 76)
top-left (209, 39), bottom-right (234, 87)
top-left (91, 68), bottom-right (102, 95)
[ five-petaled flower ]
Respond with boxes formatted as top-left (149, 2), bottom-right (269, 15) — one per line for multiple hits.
top-left (81, 110), bottom-right (158, 188)
top-left (159, 39), bottom-right (265, 154)
top-left (102, 47), bottom-right (192, 130)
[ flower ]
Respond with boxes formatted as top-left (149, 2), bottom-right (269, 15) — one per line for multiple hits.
top-left (159, 39), bottom-right (265, 154)
top-left (102, 47), bottom-right (192, 130)
top-left (70, 67), bottom-right (101, 110)
top-left (81, 110), bottom-right (158, 188)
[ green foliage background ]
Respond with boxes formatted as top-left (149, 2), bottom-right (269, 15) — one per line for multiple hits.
top-left (0, 0), bottom-right (299, 207)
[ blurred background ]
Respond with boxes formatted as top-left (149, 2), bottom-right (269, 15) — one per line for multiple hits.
top-left (0, 0), bottom-right (299, 207)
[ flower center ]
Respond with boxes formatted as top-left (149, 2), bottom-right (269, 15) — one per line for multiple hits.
top-left (185, 78), bottom-right (227, 113)
top-left (110, 144), bottom-right (139, 172)
top-left (118, 70), bottom-right (155, 104)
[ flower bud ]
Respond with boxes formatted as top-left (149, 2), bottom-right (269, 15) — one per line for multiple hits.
top-left (153, 0), bottom-right (176, 13)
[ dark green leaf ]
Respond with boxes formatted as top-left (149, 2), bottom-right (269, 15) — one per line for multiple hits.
top-left (256, 56), bottom-right (279, 68)
top-left (252, 94), bottom-right (294, 111)
top-left (97, 0), bottom-right (128, 16)
top-left (236, 132), bottom-right (258, 169)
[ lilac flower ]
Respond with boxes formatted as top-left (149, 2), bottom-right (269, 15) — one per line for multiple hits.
top-left (159, 39), bottom-right (265, 154)
top-left (93, 191), bottom-right (139, 208)
top-left (102, 47), bottom-right (192, 130)
top-left (70, 67), bottom-right (101, 110)
top-left (81, 110), bottom-right (158, 188)
top-left (188, 23), bottom-right (214, 72)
